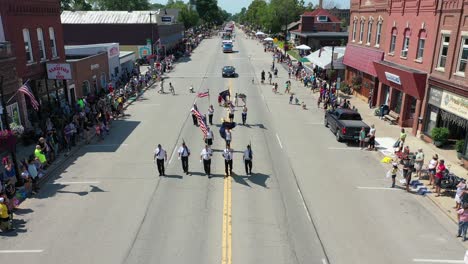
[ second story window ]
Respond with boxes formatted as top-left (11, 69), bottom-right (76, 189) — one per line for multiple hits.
top-left (375, 21), bottom-right (382, 46)
top-left (416, 30), bottom-right (426, 61)
top-left (389, 27), bottom-right (397, 54)
top-left (456, 37), bottom-right (468, 74)
top-left (437, 35), bottom-right (450, 69)
top-left (401, 29), bottom-right (410, 58)
top-left (352, 20), bottom-right (357, 42)
top-left (22, 29), bottom-right (33, 63)
top-left (49, 27), bottom-right (58, 58)
top-left (367, 21), bottom-right (373, 45)
top-left (37, 28), bottom-right (46, 61)
top-left (359, 21), bottom-right (364, 43)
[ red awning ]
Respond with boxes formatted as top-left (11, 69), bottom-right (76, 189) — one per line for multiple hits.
top-left (373, 60), bottom-right (427, 100)
top-left (343, 44), bottom-right (384, 76)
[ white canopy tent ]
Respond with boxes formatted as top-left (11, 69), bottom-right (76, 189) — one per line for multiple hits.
top-left (295, 44), bottom-right (311, 50)
top-left (305, 46), bottom-right (346, 70)
top-left (264, 37), bottom-right (274, 41)
top-left (255, 31), bottom-right (266, 36)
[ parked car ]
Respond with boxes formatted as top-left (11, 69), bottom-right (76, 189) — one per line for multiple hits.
top-left (324, 109), bottom-right (370, 142)
top-left (222, 66), bottom-right (236, 77)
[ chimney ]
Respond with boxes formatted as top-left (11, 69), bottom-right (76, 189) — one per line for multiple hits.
top-left (319, 0), bottom-right (323, 8)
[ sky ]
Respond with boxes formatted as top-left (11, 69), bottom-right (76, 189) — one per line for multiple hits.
top-left (151, 0), bottom-right (350, 15)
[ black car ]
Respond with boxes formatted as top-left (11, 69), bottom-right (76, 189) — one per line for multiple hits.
top-left (222, 66), bottom-right (236, 77)
top-left (324, 109), bottom-right (370, 142)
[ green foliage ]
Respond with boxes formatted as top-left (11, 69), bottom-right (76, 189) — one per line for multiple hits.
top-left (179, 4), bottom-right (200, 29)
top-left (89, 0), bottom-right (150, 10)
top-left (456, 140), bottom-right (465, 153)
top-left (431, 127), bottom-right (450, 143)
top-left (61, 0), bottom-right (92, 11)
top-left (150, 3), bottom-right (166, 10)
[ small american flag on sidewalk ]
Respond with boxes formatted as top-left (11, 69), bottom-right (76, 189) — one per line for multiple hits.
top-left (197, 91), bottom-right (209, 98)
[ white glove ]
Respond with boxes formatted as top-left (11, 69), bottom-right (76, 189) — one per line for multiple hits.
top-left (178, 157), bottom-right (181, 160)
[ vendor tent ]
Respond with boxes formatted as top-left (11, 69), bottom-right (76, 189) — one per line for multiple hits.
top-left (305, 46), bottom-right (346, 69)
top-left (295, 44), bottom-right (311, 50)
top-left (255, 31), bottom-right (265, 36)
top-left (264, 37), bottom-right (274, 41)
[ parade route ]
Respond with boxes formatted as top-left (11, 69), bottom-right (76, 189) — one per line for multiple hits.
top-left (0, 29), bottom-right (466, 264)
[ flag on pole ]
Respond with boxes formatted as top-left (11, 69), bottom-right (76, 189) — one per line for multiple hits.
top-left (191, 109), bottom-right (208, 136)
top-left (18, 82), bottom-right (39, 111)
top-left (197, 91), bottom-right (209, 98)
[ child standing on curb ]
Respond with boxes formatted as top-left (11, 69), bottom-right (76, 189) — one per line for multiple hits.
top-left (389, 163), bottom-right (398, 188)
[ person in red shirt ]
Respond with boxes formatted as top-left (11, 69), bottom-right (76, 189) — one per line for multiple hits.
top-left (435, 159), bottom-right (446, 197)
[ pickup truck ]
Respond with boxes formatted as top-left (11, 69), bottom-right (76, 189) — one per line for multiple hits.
top-left (324, 109), bottom-right (370, 142)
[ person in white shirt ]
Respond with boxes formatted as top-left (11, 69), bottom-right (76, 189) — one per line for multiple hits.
top-left (241, 105), bottom-right (248, 125)
top-left (228, 106), bottom-right (235, 122)
top-left (178, 142), bottom-right (191, 175)
top-left (243, 145), bottom-right (253, 175)
top-left (153, 144), bottom-right (167, 176)
top-left (200, 145), bottom-right (213, 178)
top-left (225, 129), bottom-right (232, 146)
top-left (205, 127), bottom-right (214, 146)
top-left (208, 105), bottom-right (214, 125)
top-left (191, 104), bottom-right (199, 126)
top-left (222, 145), bottom-right (234, 177)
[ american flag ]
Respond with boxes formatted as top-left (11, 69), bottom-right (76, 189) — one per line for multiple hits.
top-left (191, 109), bottom-right (208, 136)
top-left (18, 82), bottom-right (39, 111)
top-left (197, 91), bottom-right (209, 98)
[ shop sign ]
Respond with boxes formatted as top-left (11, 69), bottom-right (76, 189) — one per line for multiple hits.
top-left (161, 16), bottom-right (173, 23)
top-left (428, 87), bottom-right (443, 107)
top-left (107, 45), bottom-right (120, 58)
top-left (440, 90), bottom-right (468, 118)
top-left (384, 72), bottom-right (401, 85)
top-left (46, 63), bottom-right (72, 80)
top-left (138, 45), bottom-right (151, 58)
top-left (90, 64), bottom-right (100, 70)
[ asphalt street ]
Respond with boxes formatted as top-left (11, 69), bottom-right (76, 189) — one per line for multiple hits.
top-left (0, 29), bottom-right (466, 264)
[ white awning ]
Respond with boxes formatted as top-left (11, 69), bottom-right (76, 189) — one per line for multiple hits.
top-left (305, 46), bottom-right (346, 70)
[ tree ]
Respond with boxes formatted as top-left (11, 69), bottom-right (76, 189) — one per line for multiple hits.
top-left (179, 4), bottom-right (200, 29)
top-left (61, 0), bottom-right (93, 11)
top-left (150, 3), bottom-right (166, 10)
top-left (89, 0), bottom-right (150, 10)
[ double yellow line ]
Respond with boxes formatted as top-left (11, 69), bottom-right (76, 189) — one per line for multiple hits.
top-left (222, 175), bottom-right (232, 264)
top-left (222, 78), bottom-right (234, 264)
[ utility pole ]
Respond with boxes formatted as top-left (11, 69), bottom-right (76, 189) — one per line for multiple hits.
top-left (0, 76), bottom-right (20, 182)
top-left (149, 12), bottom-right (155, 55)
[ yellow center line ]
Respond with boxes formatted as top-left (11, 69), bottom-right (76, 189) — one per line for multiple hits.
top-left (222, 79), bottom-right (234, 264)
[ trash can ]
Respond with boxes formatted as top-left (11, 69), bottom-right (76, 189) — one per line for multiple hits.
top-left (380, 104), bottom-right (389, 118)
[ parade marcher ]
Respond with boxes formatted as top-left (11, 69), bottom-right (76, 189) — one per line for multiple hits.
top-left (208, 105), bottom-right (214, 125)
top-left (200, 145), bottom-right (213, 178)
top-left (222, 145), bottom-right (234, 177)
top-left (153, 144), bottom-right (167, 176)
top-left (243, 145), bottom-right (253, 175)
top-left (241, 105), bottom-right (248, 125)
top-left (189, 84), bottom-right (195, 93)
top-left (225, 128), bottom-right (232, 146)
top-left (228, 105), bottom-right (235, 122)
top-left (234, 93), bottom-right (239, 107)
top-left (191, 104), bottom-right (199, 126)
top-left (178, 142), bottom-right (191, 175)
top-left (367, 124), bottom-right (376, 151)
top-left (205, 127), bottom-right (214, 146)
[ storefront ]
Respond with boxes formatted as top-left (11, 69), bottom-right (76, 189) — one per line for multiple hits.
top-left (374, 60), bottom-right (427, 135)
top-left (343, 44), bottom-right (384, 106)
top-left (423, 79), bottom-right (467, 149)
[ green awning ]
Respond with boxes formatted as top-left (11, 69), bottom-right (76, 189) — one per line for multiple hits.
top-left (299, 57), bottom-right (310, 63)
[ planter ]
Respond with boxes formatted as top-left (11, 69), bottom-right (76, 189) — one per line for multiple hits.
top-left (434, 141), bottom-right (444, 147)
top-left (457, 152), bottom-right (463, 160)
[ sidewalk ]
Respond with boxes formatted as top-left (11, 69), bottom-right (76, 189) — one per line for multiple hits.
top-left (273, 42), bottom-right (467, 223)
top-left (346, 93), bottom-right (467, 223)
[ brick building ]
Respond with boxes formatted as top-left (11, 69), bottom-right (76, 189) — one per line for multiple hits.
top-left (343, 0), bottom-right (387, 107)
top-left (328, 7), bottom-right (351, 25)
top-left (290, 9), bottom-right (348, 50)
top-left (0, 42), bottom-right (20, 130)
top-left (0, 0), bottom-right (66, 129)
top-left (423, 0), bottom-right (467, 158)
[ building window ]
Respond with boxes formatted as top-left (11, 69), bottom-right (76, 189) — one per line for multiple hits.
top-left (359, 21), bottom-right (365, 43)
top-left (37, 28), bottom-right (46, 61)
top-left (437, 35), bottom-right (450, 68)
top-left (352, 20), bottom-right (357, 41)
top-left (401, 28), bottom-right (410, 58)
top-left (456, 37), bottom-right (468, 74)
top-left (416, 30), bottom-right (426, 61)
top-left (49, 27), bottom-right (58, 58)
top-left (375, 21), bottom-right (382, 46)
top-left (22, 29), bottom-right (33, 63)
top-left (389, 27), bottom-right (397, 54)
top-left (82, 80), bottom-right (90, 96)
top-left (367, 21), bottom-right (372, 44)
